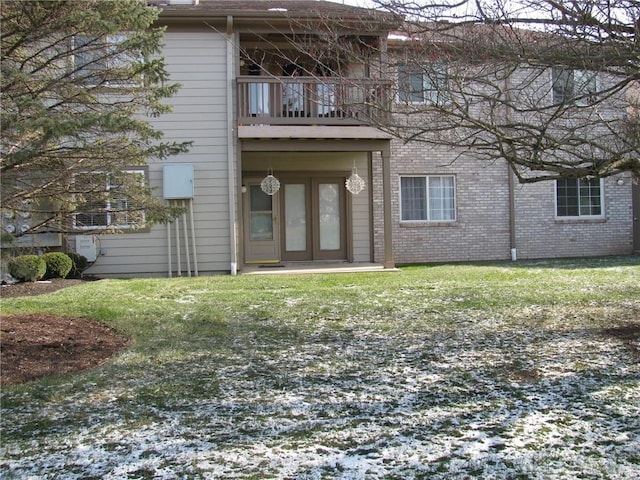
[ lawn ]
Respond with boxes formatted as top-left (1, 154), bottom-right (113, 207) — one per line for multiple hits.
top-left (1, 257), bottom-right (639, 479)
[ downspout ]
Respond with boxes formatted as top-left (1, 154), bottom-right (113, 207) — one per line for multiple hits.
top-left (226, 15), bottom-right (239, 275)
top-left (508, 165), bottom-right (517, 261)
top-left (381, 145), bottom-right (395, 268)
top-left (505, 72), bottom-right (517, 261)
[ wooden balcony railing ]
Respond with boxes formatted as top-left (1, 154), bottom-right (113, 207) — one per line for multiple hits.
top-left (237, 76), bottom-right (391, 126)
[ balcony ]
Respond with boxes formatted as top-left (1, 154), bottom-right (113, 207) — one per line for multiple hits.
top-left (237, 76), bottom-right (391, 126)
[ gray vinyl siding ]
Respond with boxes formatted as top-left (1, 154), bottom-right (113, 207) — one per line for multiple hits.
top-left (83, 28), bottom-right (231, 277)
top-left (351, 194), bottom-right (371, 261)
top-left (350, 157), bottom-right (371, 262)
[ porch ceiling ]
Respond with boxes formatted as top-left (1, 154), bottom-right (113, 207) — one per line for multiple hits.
top-left (238, 125), bottom-right (392, 140)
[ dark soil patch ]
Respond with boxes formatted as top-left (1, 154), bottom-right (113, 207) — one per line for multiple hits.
top-left (604, 324), bottom-right (640, 356)
top-left (1, 277), bottom-right (86, 298)
top-left (1, 279), bottom-right (129, 385)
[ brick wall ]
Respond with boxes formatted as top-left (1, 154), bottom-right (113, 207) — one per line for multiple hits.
top-left (373, 142), bottom-right (512, 264)
top-left (513, 177), bottom-right (634, 259)
top-left (372, 142), bottom-right (634, 264)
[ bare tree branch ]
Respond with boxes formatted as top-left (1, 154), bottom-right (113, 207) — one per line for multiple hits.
top-left (277, 0), bottom-right (640, 182)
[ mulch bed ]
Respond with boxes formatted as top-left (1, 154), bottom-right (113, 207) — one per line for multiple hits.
top-left (1, 279), bottom-right (129, 385)
top-left (0, 277), bottom-right (85, 298)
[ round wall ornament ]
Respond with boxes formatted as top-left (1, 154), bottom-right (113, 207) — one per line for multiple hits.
top-left (345, 168), bottom-right (365, 195)
top-left (260, 170), bottom-right (281, 195)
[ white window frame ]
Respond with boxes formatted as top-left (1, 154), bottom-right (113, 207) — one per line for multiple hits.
top-left (400, 175), bottom-right (457, 222)
top-left (555, 177), bottom-right (605, 219)
top-left (72, 33), bottom-right (140, 87)
top-left (552, 67), bottom-right (598, 105)
top-left (73, 168), bottom-right (147, 230)
top-left (398, 63), bottom-right (449, 105)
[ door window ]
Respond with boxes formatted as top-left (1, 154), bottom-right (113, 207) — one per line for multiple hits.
top-left (250, 186), bottom-right (273, 240)
top-left (284, 184), bottom-right (307, 251)
top-left (318, 183), bottom-right (341, 250)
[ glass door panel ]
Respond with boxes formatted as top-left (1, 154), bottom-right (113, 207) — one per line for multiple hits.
top-left (313, 179), bottom-right (346, 260)
top-left (319, 183), bottom-right (340, 250)
top-left (250, 186), bottom-right (273, 240)
top-left (284, 184), bottom-right (306, 251)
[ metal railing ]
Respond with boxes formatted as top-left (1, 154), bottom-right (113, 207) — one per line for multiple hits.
top-left (237, 76), bottom-right (391, 126)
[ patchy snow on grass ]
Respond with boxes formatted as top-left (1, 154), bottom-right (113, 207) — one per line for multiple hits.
top-left (2, 277), bottom-right (639, 480)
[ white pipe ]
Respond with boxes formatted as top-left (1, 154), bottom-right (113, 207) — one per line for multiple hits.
top-left (226, 15), bottom-right (239, 275)
top-left (511, 248), bottom-right (518, 261)
top-left (175, 208), bottom-right (181, 276)
top-left (182, 200), bottom-right (191, 276)
top-left (167, 218), bottom-right (172, 278)
top-left (189, 199), bottom-right (199, 276)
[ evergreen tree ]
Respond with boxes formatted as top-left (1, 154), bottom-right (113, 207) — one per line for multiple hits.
top-left (1, 0), bottom-right (189, 236)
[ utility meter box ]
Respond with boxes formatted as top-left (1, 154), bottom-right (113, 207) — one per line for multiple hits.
top-left (163, 164), bottom-right (194, 199)
top-left (75, 235), bottom-right (98, 262)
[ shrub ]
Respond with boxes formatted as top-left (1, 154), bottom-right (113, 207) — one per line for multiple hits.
top-left (7, 255), bottom-right (46, 282)
top-left (41, 252), bottom-right (73, 279)
top-left (67, 252), bottom-right (89, 278)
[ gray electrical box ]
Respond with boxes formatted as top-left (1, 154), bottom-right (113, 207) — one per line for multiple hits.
top-left (163, 164), bottom-right (194, 199)
top-left (75, 235), bottom-right (98, 262)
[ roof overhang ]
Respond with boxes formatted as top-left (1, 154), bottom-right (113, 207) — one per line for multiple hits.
top-left (152, 0), bottom-right (401, 33)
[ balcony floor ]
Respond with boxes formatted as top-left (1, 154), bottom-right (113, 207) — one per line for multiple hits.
top-left (238, 125), bottom-right (392, 140)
